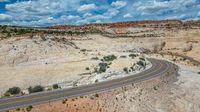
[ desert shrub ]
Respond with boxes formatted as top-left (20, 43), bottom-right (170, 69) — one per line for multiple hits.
top-left (152, 41), bottom-right (166, 53)
top-left (120, 55), bottom-right (127, 58)
top-left (85, 67), bottom-right (90, 70)
top-left (95, 79), bottom-right (99, 83)
top-left (6, 87), bottom-right (21, 95)
top-left (154, 86), bottom-right (158, 90)
top-left (4, 92), bottom-right (11, 97)
top-left (91, 57), bottom-right (99, 60)
top-left (80, 49), bottom-right (87, 52)
top-left (103, 55), bottom-right (117, 61)
top-left (16, 108), bottom-right (20, 111)
top-left (28, 85), bottom-right (44, 93)
top-left (6, 32), bottom-right (11, 37)
top-left (95, 93), bottom-right (99, 97)
top-left (183, 44), bottom-right (193, 52)
top-left (129, 54), bottom-right (137, 58)
top-left (26, 105), bottom-right (33, 112)
top-left (123, 67), bottom-right (128, 74)
top-left (53, 84), bottom-right (59, 89)
top-left (99, 66), bottom-right (107, 73)
top-left (99, 62), bottom-right (108, 67)
top-left (137, 61), bottom-right (146, 68)
top-left (96, 62), bottom-right (108, 73)
top-left (139, 57), bottom-right (145, 61)
top-left (160, 41), bottom-right (166, 50)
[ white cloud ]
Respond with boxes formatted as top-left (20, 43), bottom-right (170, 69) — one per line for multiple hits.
top-left (5, 0), bottom-right (80, 20)
top-left (83, 13), bottom-right (92, 17)
top-left (78, 4), bottom-right (97, 12)
top-left (123, 13), bottom-right (132, 18)
top-left (61, 15), bottom-right (80, 20)
top-left (77, 9), bottom-right (119, 24)
top-left (135, 0), bottom-right (200, 15)
top-left (95, 20), bottom-right (102, 23)
top-left (0, 14), bottom-right (12, 21)
top-left (0, 0), bottom-right (9, 2)
top-left (111, 1), bottom-right (127, 9)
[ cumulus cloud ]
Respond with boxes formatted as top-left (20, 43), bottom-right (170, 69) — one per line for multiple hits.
top-left (83, 13), bottom-right (92, 17)
top-left (0, 14), bottom-right (12, 21)
top-left (61, 15), bottom-right (80, 20)
top-left (135, 0), bottom-right (200, 15)
top-left (123, 13), bottom-right (132, 18)
top-left (111, 1), bottom-right (127, 9)
top-left (0, 0), bottom-right (200, 26)
top-left (0, 0), bottom-right (9, 2)
top-left (77, 4), bottom-right (97, 12)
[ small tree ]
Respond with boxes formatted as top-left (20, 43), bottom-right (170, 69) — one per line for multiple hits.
top-left (137, 61), bottom-right (146, 68)
top-left (6, 87), bottom-right (21, 95)
top-left (6, 32), bottom-right (11, 37)
top-left (85, 67), bottom-right (90, 70)
top-left (28, 85), bottom-right (44, 93)
top-left (53, 84), bottom-right (59, 89)
top-left (123, 67), bottom-right (128, 74)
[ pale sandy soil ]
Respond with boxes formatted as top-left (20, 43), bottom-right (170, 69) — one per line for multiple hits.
top-left (0, 34), bottom-right (146, 93)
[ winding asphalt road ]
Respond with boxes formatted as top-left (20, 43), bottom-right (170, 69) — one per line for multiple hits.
top-left (0, 58), bottom-right (176, 112)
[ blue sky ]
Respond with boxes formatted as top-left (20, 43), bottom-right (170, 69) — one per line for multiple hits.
top-left (0, 0), bottom-right (200, 26)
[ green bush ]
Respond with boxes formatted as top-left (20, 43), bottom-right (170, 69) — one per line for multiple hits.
top-left (103, 55), bottom-right (117, 61)
top-left (28, 85), bottom-right (44, 93)
top-left (80, 49), bottom-right (87, 52)
top-left (120, 55), bottom-right (127, 58)
top-left (97, 62), bottom-right (108, 73)
top-left (129, 54), bottom-right (137, 58)
top-left (95, 93), bottom-right (99, 97)
top-left (91, 57), bottom-right (99, 60)
top-left (123, 67), bottom-right (128, 73)
top-left (99, 66), bottom-right (107, 73)
top-left (26, 105), bottom-right (33, 112)
top-left (95, 79), bottom-right (99, 83)
top-left (53, 84), bottom-right (59, 89)
top-left (85, 67), bottom-right (90, 70)
top-left (6, 87), bottom-right (21, 95)
top-left (139, 57), bottom-right (145, 61)
top-left (137, 61), bottom-right (146, 68)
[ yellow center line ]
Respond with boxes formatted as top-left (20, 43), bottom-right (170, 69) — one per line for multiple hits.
top-left (0, 60), bottom-right (165, 107)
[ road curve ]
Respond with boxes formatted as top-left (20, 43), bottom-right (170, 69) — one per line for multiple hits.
top-left (0, 58), bottom-right (176, 112)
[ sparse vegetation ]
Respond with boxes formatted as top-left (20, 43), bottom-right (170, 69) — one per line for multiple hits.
top-left (94, 62), bottom-right (109, 73)
top-left (139, 57), bottom-right (145, 61)
top-left (6, 87), bottom-right (21, 95)
top-left (137, 61), bottom-right (146, 68)
top-left (95, 93), bottom-right (99, 97)
top-left (123, 67), bottom-right (128, 74)
top-left (129, 54), bottom-right (137, 58)
top-left (103, 55), bottom-right (117, 61)
top-left (28, 85), bottom-right (44, 93)
top-left (26, 105), bottom-right (33, 112)
top-left (183, 44), bottom-right (193, 52)
top-left (53, 84), bottom-right (59, 89)
top-left (95, 79), bottom-right (99, 83)
top-left (80, 49), bottom-right (87, 52)
top-left (120, 55), bottom-right (127, 58)
top-left (91, 57), bottom-right (99, 60)
top-left (85, 67), bottom-right (90, 70)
